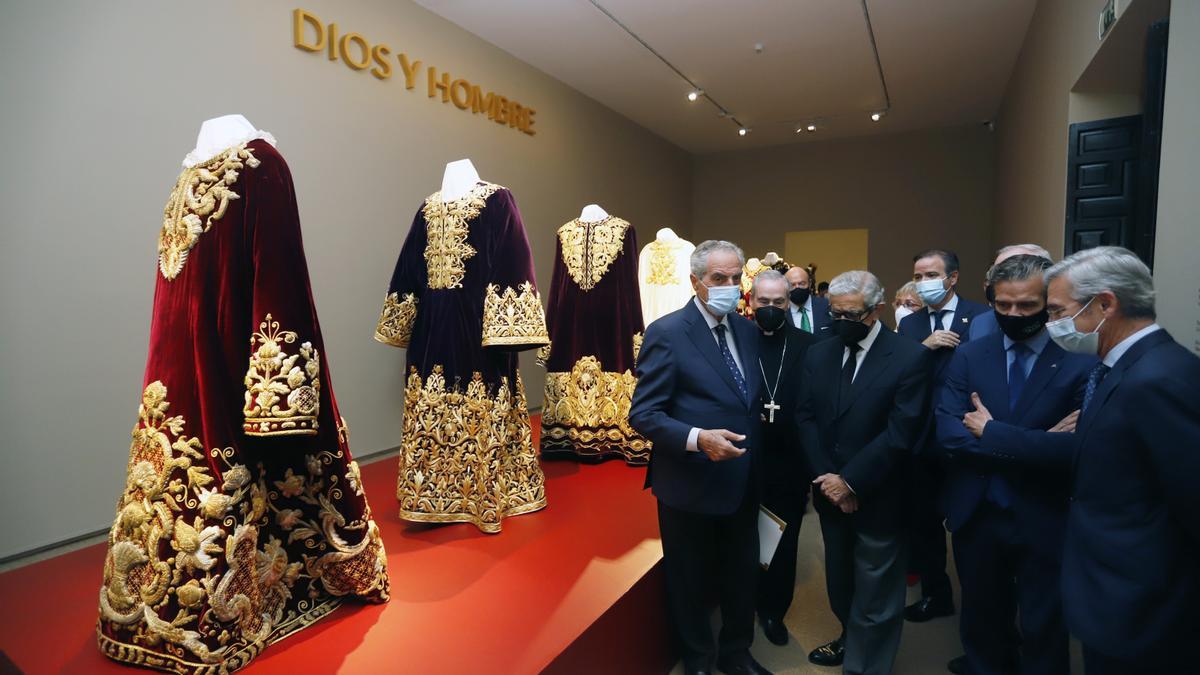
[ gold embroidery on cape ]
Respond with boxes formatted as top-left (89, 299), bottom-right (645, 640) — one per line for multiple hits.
top-left (632, 332), bottom-right (644, 365)
top-left (557, 217), bottom-right (629, 291)
top-left (541, 356), bottom-right (651, 464)
top-left (645, 239), bottom-right (680, 286)
top-left (422, 182), bottom-right (502, 289)
top-left (244, 314), bottom-right (320, 436)
top-left (481, 281), bottom-right (550, 347)
top-left (98, 382), bottom-right (389, 674)
top-left (396, 366), bottom-right (547, 533)
top-left (374, 292), bottom-right (418, 348)
top-left (159, 144), bottom-right (260, 281)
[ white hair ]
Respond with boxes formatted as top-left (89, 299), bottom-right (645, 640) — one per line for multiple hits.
top-left (751, 269), bottom-right (787, 295)
top-left (996, 243), bottom-right (1052, 261)
top-left (690, 240), bottom-right (746, 279)
top-left (828, 270), bottom-right (885, 307)
top-left (1045, 246), bottom-right (1156, 319)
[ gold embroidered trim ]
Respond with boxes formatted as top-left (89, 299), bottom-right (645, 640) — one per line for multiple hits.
top-left (159, 144), bottom-right (259, 280)
top-left (632, 332), bottom-right (644, 365)
top-left (481, 281), bottom-right (550, 347)
top-left (396, 366), bottom-right (547, 533)
top-left (243, 314), bottom-right (320, 436)
top-left (100, 383), bottom-right (389, 673)
top-left (535, 342), bottom-right (552, 366)
top-left (645, 239), bottom-right (683, 286)
top-left (558, 217), bottom-right (629, 291)
top-left (422, 182), bottom-right (503, 289)
top-left (541, 356), bottom-right (651, 464)
top-left (374, 292), bottom-right (418, 348)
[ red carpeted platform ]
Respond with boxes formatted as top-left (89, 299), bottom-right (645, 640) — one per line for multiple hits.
top-left (0, 417), bottom-right (673, 674)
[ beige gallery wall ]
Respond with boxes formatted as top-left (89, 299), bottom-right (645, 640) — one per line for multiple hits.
top-left (0, 0), bottom-right (692, 558)
top-left (692, 125), bottom-right (997, 317)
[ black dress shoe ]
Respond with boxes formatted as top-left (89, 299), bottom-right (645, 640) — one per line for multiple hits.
top-left (758, 615), bottom-right (789, 646)
top-left (807, 636), bottom-right (845, 666)
top-left (716, 655), bottom-right (773, 675)
top-left (947, 655), bottom-right (968, 674)
top-left (904, 595), bottom-right (955, 622)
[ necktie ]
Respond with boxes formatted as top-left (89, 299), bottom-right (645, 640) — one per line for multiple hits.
top-left (800, 307), bottom-right (812, 333)
top-left (936, 309), bottom-right (952, 331)
top-left (838, 343), bottom-right (861, 409)
top-left (1008, 343), bottom-right (1030, 412)
top-left (714, 324), bottom-right (748, 401)
top-left (1082, 363), bottom-right (1111, 411)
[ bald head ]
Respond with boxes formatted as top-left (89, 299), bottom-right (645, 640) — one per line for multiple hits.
top-left (994, 243), bottom-right (1052, 266)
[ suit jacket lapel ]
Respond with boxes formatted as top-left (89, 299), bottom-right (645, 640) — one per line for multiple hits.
top-left (1074, 330), bottom-right (1171, 462)
top-left (910, 308), bottom-right (934, 341)
top-left (980, 335), bottom-right (1012, 419)
top-left (836, 329), bottom-right (895, 418)
top-left (1011, 342), bottom-right (1066, 422)
top-left (683, 303), bottom-right (748, 407)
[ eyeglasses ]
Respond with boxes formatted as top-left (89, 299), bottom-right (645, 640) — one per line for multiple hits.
top-left (829, 308), bottom-right (871, 322)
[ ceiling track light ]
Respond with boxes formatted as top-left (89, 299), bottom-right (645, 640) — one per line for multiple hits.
top-left (687, 89), bottom-right (704, 102)
top-left (738, 127), bottom-right (750, 137)
top-left (871, 110), bottom-right (887, 122)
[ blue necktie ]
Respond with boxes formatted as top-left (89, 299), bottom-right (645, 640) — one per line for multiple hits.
top-left (1082, 363), bottom-right (1111, 411)
top-left (714, 324), bottom-right (748, 401)
top-left (936, 309), bottom-right (952, 331)
top-left (1008, 343), bottom-right (1030, 412)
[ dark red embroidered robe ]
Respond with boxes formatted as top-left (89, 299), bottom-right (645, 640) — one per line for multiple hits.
top-left (97, 139), bottom-right (389, 675)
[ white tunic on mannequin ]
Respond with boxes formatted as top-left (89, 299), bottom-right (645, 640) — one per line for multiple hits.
top-left (638, 227), bottom-right (695, 326)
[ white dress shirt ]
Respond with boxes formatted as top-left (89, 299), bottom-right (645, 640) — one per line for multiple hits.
top-left (789, 296), bottom-right (814, 331)
top-left (687, 296), bottom-right (745, 452)
top-left (929, 293), bottom-right (960, 332)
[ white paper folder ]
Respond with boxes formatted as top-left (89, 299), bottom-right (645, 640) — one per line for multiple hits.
top-left (758, 505), bottom-right (786, 570)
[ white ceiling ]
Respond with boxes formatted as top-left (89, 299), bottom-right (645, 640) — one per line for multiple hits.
top-left (415, 0), bottom-right (1038, 154)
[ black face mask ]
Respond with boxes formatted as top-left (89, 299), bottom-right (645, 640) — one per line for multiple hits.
top-left (754, 305), bottom-right (787, 332)
top-left (985, 283), bottom-right (996, 306)
top-left (789, 287), bottom-right (811, 307)
top-left (994, 308), bottom-right (1049, 342)
top-left (831, 319), bottom-right (871, 346)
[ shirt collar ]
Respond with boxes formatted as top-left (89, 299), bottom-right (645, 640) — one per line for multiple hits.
top-left (1003, 327), bottom-right (1051, 355)
top-left (937, 293), bottom-right (960, 315)
top-left (1103, 323), bottom-right (1162, 367)
top-left (855, 319), bottom-right (884, 353)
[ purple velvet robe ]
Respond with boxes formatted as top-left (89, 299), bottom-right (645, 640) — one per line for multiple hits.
top-left (375, 182), bottom-right (549, 534)
top-left (539, 217), bottom-right (650, 464)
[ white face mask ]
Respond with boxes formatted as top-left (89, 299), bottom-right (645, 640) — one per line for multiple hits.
top-left (1046, 296), bottom-right (1106, 354)
top-left (894, 306), bottom-right (915, 325)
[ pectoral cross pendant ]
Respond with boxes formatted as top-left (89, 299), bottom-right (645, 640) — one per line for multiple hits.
top-left (764, 399), bottom-right (780, 423)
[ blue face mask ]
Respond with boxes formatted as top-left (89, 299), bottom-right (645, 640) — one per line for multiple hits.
top-left (702, 283), bottom-right (741, 316)
top-left (915, 278), bottom-right (950, 306)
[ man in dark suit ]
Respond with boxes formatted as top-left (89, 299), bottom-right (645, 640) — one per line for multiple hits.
top-left (897, 248), bottom-right (989, 622)
top-left (744, 269), bottom-right (817, 647)
top-left (1044, 246), bottom-right (1200, 674)
top-left (936, 254), bottom-right (1096, 675)
top-left (785, 265), bottom-right (832, 339)
top-left (797, 270), bottom-right (931, 674)
top-left (630, 240), bottom-right (770, 675)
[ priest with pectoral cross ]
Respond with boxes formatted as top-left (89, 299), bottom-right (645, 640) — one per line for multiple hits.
top-left (748, 269), bottom-right (816, 647)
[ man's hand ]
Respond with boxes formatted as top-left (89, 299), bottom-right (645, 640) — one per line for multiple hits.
top-left (697, 429), bottom-right (747, 462)
top-left (1049, 409), bottom-right (1080, 433)
top-left (922, 330), bottom-right (961, 350)
top-left (963, 392), bottom-right (993, 438)
top-left (838, 494), bottom-right (859, 514)
top-left (813, 473), bottom-right (852, 503)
